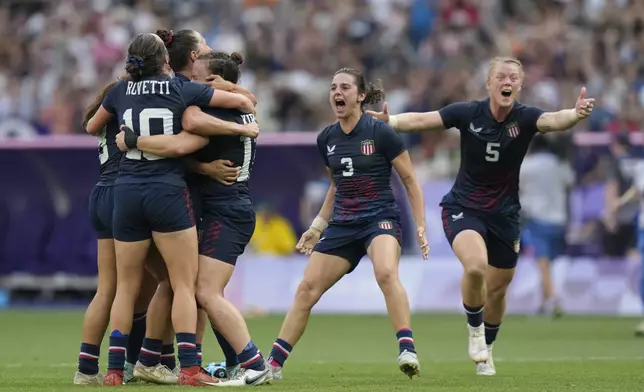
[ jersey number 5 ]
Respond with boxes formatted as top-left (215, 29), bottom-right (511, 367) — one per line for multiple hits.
top-left (123, 108), bottom-right (174, 161)
top-left (341, 157), bottom-right (354, 177)
top-left (485, 142), bottom-right (500, 162)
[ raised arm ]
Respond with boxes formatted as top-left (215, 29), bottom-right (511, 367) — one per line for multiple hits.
top-left (181, 106), bottom-right (258, 138)
top-left (117, 126), bottom-right (208, 157)
top-left (536, 87), bottom-right (595, 134)
top-left (366, 102), bottom-right (468, 133)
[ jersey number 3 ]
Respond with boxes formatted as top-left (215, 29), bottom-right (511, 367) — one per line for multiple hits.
top-left (485, 142), bottom-right (500, 162)
top-left (123, 108), bottom-right (174, 161)
top-left (341, 157), bottom-right (354, 177)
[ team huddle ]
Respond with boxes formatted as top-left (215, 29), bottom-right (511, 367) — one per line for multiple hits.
top-left (75, 28), bottom-right (595, 387)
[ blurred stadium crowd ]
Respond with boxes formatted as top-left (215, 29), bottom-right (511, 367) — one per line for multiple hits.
top-left (2, 0), bottom-right (644, 136)
top-left (0, 0), bottom-right (643, 259)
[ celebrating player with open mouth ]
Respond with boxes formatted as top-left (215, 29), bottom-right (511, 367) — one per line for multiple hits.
top-left (367, 56), bottom-right (595, 376)
top-left (266, 68), bottom-right (430, 380)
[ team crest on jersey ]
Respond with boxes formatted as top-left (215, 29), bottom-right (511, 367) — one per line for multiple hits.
top-left (506, 122), bottom-right (520, 138)
top-left (361, 139), bottom-right (375, 155)
top-left (379, 221), bottom-right (393, 230)
top-left (513, 239), bottom-right (521, 254)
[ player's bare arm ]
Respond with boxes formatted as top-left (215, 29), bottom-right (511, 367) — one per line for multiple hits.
top-left (208, 88), bottom-right (255, 114)
top-left (85, 106), bottom-right (113, 136)
top-left (206, 74), bottom-right (257, 106)
top-left (536, 87), bottom-right (595, 133)
top-left (365, 102), bottom-right (445, 133)
top-left (391, 151), bottom-right (429, 259)
top-left (182, 106), bottom-right (259, 138)
top-left (116, 125), bottom-right (208, 157)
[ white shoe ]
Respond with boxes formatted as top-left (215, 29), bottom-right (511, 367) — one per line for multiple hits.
top-left (73, 371), bottom-right (103, 385)
top-left (133, 361), bottom-right (178, 385)
top-left (476, 344), bottom-right (496, 375)
top-left (215, 367), bottom-right (272, 386)
top-left (266, 360), bottom-right (283, 380)
top-left (226, 365), bottom-right (241, 379)
top-left (467, 324), bottom-right (489, 363)
top-left (123, 361), bottom-right (137, 384)
top-left (397, 350), bottom-right (420, 378)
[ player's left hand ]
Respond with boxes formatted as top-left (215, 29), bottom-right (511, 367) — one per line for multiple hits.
top-left (416, 226), bottom-right (430, 260)
top-left (575, 87), bottom-right (595, 120)
top-left (116, 131), bottom-right (128, 151)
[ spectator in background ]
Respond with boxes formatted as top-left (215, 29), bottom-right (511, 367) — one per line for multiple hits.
top-left (0, 0), bottom-right (641, 145)
top-left (602, 134), bottom-right (639, 257)
top-left (250, 203), bottom-right (297, 256)
top-left (520, 135), bottom-right (574, 317)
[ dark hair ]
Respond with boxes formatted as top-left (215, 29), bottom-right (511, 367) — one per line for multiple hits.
top-left (83, 77), bottom-right (123, 129)
top-left (156, 29), bottom-right (200, 72)
top-left (197, 51), bottom-right (244, 84)
top-left (333, 68), bottom-right (384, 109)
top-left (125, 33), bottom-right (167, 81)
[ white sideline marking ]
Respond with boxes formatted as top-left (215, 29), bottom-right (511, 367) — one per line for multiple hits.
top-left (2, 356), bottom-right (643, 369)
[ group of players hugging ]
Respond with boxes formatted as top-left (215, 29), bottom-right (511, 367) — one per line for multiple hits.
top-left (75, 28), bottom-right (595, 386)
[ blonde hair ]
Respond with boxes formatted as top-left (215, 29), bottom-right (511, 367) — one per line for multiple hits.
top-left (487, 57), bottom-right (524, 82)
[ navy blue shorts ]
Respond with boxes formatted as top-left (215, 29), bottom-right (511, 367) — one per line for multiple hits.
top-left (88, 185), bottom-right (114, 239)
top-left (188, 183), bottom-right (203, 224)
top-left (524, 219), bottom-right (565, 260)
top-left (113, 183), bottom-right (195, 242)
top-left (313, 218), bottom-right (402, 273)
top-left (198, 204), bottom-right (255, 265)
top-left (441, 205), bottom-right (520, 269)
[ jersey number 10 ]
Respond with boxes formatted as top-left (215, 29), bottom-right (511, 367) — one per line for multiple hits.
top-left (123, 108), bottom-right (174, 161)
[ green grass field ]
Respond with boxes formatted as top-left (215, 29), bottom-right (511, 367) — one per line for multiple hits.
top-left (0, 311), bottom-right (643, 391)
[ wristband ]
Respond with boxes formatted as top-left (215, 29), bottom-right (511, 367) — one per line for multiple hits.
top-left (123, 126), bottom-right (139, 149)
top-left (310, 216), bottom-right (328, 233)
top-left (388, 115), bottom-right (398, 129)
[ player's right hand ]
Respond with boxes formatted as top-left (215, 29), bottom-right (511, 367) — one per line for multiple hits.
top-left (296, 228), bottom-right (321, 256)
top-left (204, 159), bottom-right (240, 186)
top-left (241, 122), bottom-right (260, 139)
top-left (365, 102), bottom-right (390, 123)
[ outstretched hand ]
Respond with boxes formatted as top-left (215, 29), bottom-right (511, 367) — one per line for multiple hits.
top-left (575, 87), bottom-right (595, 120)
top-left (365, 102), bottom-right (390, 123)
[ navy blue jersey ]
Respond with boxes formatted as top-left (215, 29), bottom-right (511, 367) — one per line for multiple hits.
top-left (317, 114), bottom-right (405, 224)
top-left (102, 75), bottom-right (214, 187)
top-left (438, 98), bottom-right (544, 215)
top-left (96, 116), bottom-right (122, 186)
top-left (192, 109), bottom-right (257, 205)
top-left (174, 72), bottom-right (190, 84)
